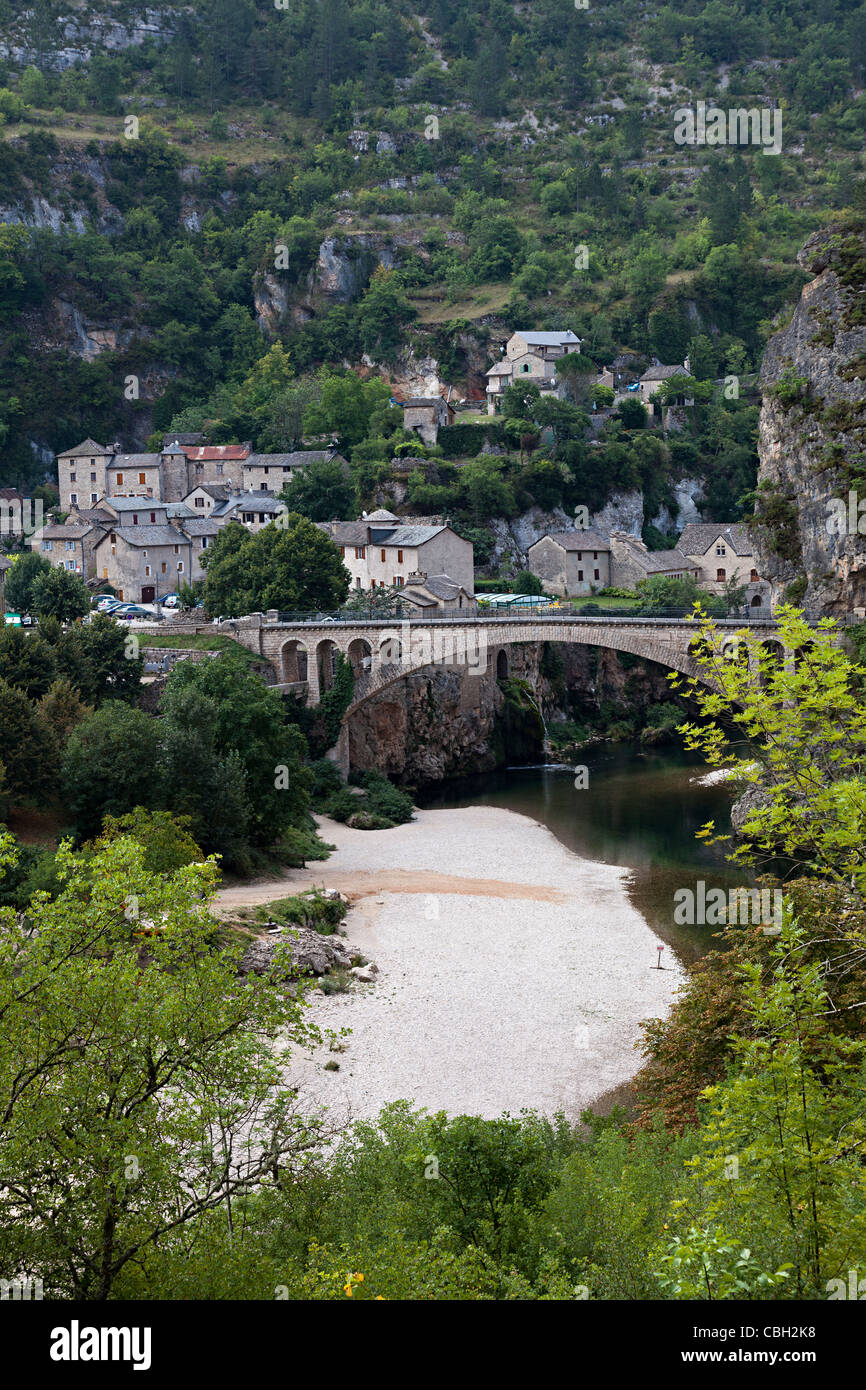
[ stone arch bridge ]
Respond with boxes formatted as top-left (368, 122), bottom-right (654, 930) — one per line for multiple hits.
top-left (213, 611), bottom-right (790, 773)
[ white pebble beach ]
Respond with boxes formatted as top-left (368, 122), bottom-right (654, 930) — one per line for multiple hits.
top-left (216, 806), bottom-right (685, 1124)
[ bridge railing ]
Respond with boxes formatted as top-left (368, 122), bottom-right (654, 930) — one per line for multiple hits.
top-left (273, 604), bottom-right (780, 626)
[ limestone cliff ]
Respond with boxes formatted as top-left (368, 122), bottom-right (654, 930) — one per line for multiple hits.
top-left (346, 640), bottom-right (682, 784)
top-left (753, 221), bottom-right (866, 612)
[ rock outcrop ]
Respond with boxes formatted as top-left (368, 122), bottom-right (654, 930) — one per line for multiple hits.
top-left (346, 639), bottom-right (683, 784)
top-left (238, 928), bottom-right (354, 979)
top-left (754, 221), bottom-right (866, 613)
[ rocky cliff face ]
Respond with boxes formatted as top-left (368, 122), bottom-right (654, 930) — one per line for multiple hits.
top-left (345, 640), bottom-right (682, 783)
top-left (754, 221), bottom-right (866, 612)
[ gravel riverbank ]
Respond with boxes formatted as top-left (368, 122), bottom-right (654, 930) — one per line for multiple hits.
top-left (216, 806), bottom-right (685, 1124)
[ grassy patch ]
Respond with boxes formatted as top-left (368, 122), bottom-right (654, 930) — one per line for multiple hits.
top-left (142, 633), bottom-right (265, 665)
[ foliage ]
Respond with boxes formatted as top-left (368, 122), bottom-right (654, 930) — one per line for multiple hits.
top-left (29, 567), bottom-right (90, 622)
top-left (0, 831), bottom-right (322, 1299)
top-left (3, 552), bottom-right (52, 612)
top-left (201, 515), bottom-right (349, 616)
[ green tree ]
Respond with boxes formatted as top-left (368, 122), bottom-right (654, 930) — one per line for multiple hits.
top-left (61, 703), bottom-right (163, 840)
top-left (654, 920), bottom-right (866, 1299)
top-left (93, 808), bottom-right (204, 876)
top-left (0, 831), bottom-right (321, 1299)
top-left (0, 624), bottom-right (56, 698)
top-left (160, 656), bottom-right (312, 849)
top-left (673, 607), bottom-right (866, 910)
top-left (357, 270), bottom-right (415, 359)
top-left (3, 552), bottom-right (52, 614)
top-left (280, 456), bottom-right (355, 521)
top-left (19, 65), bottom-right (48, 106)
top-left (53, 614), bottom-right (144, 704)
top-left (0, 678), bottom-right (56, 801)
top-left (157, 680), bottom-right (252, 869)
top-left (513, 569), bottom-right (544, 595)
top-left (201, 515), bottom-right (349, 616)
top-left (30, 566), bottom-right (90, 622)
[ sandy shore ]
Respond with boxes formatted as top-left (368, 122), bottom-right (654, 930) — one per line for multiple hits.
top-left (215, 807), bottom-right (685, 1124)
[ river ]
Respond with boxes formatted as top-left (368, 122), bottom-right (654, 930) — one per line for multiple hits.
top-left (418, 744), bottom-right (746, 965)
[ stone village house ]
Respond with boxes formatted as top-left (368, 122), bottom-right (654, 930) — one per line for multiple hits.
top-left (401, 396), bottom-right (455, 446)
top-left (528, 529), bottom-right (700, 597)
top-left (485, 330), bottom-right (581, 414)
top-left (677, 522), bottom-right (769, 608)
top-left (317, 508), bottom-right (474, 594)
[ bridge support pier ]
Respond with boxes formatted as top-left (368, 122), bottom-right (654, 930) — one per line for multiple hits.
top-left (326, 724), bottom-right (350, 780)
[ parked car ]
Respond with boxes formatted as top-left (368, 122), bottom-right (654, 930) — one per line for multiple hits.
top-left (159, 593), bottom-right (181, 609)
top-left (112, 604), bottom-right (151, 620)
top-left (95, 596), bottom-right (123, 612)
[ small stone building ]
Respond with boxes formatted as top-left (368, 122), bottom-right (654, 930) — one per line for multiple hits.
top-left (527, 531), bottom-right (612, 596)
top-left (401, 397), bottom-right (455, 446)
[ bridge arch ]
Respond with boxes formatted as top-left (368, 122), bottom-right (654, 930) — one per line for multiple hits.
top-left (340, 621), bottom-right (730, 723)
top-left (280, 638), bottom-right (308, 684)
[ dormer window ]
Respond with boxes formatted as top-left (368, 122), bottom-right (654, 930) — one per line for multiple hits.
top-left (716, 543), bottom-right (726, 555)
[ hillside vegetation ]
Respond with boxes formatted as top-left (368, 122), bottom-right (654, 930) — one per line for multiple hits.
top-left (0, 0), bottom-right (863, 532)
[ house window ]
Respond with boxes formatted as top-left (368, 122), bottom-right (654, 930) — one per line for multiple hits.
top-left (70, 472), bottom-right (76, 482)
top-left (65, 540), bottom-right (74, 550)
top-left (216, 464), bottom-right (224, 476)
top-left (177, 561), bottom-right (184, 573)
top-left (173, 545), bottom-right (178, 554)
top-left (116, 473), bottom-right (123, 485)
top-left (594, 568), bottom-right (600, 580)
top-left (717, 568), bottom-right (726, 581)
top-left (90, 472), bottom-right (96, 482)
top-left (716, 544), bottom-right (726, 555)
top-left (576, 551), bottom-right (582, 561)
top-left (145, 565), bottom-right (151, 577)
top-left (201, 537), bottom-right (209, 549)
top-left (70, 493), bottom-right (78, 505)
top-left (578, 569), bottom-right (583, 581)
top-left (110, 532), bottom-right (116, 544)
top-left (102, 567), bottom-right (108, 579)
top-left (132, 515), bottom-right (138, 524)
top-left (260, 483), bottom-right (267, 491)
top-left (593, 551), bottom-right (598, 560)
top-left (340, 546), bottom-right (346, 557)
top-left (381, 548), bottom-right (386, 562)
top-left (150, 512), bottom-right (155, 523)
top-left (42, 540), bottom-right (52, 551)
top-left (355, 546), bottom-right (366, 559)
top-left (161, 562), bottom-right (167, 574)
top-left (397, 549), bottom-right (403, 564)
top-left (90, 493), bottom-right (97, 503)
top-left (90, 459), bottom-right (95, 467)
top-left (263, 466), bottom-right (268, 474)
top-left (521, 363), bottom-right (531, 373)
top-left (394, 576), bottom-right (403, 587)
top-left (66, 560), bottom-right (75, 571)
top-left (139, 473), bottom-right (146, 485)
top-left (750, 568), bottom-right (759, 582)
top-left (355, 577), bottom-right (361, 588)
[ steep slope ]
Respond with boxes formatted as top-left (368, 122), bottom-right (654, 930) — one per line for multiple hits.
top-left (753, 221), bottom-right (866, 613)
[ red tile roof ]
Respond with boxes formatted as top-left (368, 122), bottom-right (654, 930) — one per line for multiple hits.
top-left (185, 445), bottom-right (250, 461)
